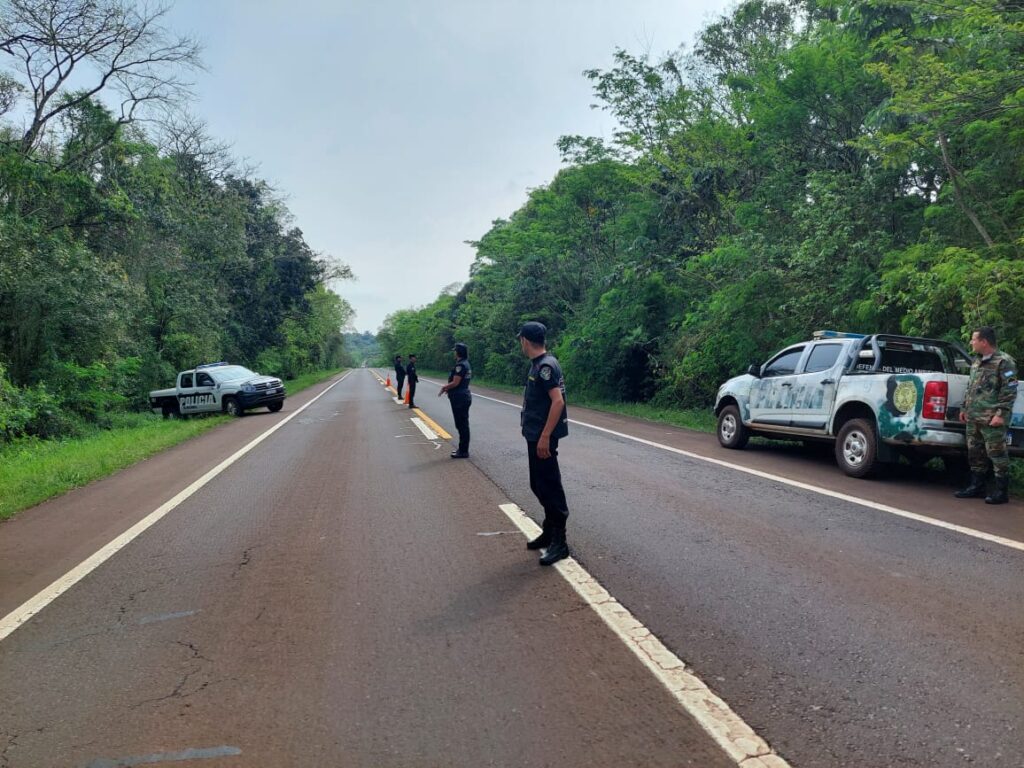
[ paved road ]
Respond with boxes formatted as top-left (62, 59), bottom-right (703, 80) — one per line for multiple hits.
top-left (414, 372), bottom-right (1024, 768)
top-left (2, 369), bottom-right (1022, 767)
top-left (0, 372), bottom-right (735, 768)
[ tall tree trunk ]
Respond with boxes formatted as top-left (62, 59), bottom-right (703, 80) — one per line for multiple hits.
top-left (937, 130), bottom-right (995, 248)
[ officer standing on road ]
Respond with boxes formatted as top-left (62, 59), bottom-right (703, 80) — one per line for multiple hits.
top-left (406, 354), bottom-right (418, 409)
top-left (956, 326), bottom-right (1018, 505)
top-left (518, 321), bottom-right (571, 566)
top-left (394, 355), bottom-right (406, 400)
top-left (438, 342), bottom-right (472, 458)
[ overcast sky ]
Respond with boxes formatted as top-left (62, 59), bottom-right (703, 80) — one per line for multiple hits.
top-left (166, 0), bottom-right (732, 332)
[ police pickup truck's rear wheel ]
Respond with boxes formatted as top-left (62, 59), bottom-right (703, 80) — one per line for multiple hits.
top-left (223, 397), bottom-right (243, 417)
top-left (835, 418), bottom-right (879, 478)
top-left (717, 404), bottom-right (749, 449)
top-left (267, 401), bottom-right (283, 413)
top-left (161, 403), bottom-right (180, 420)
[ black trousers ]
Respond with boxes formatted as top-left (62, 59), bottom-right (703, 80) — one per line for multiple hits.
top-left (527, 439), bottom-right (568, 532)
top-left (450, 397), bottom-right (471, 453)
top-left (407, 380), bottom-right (417, 406)
top-left (395, 374), bottom-right (405, 398)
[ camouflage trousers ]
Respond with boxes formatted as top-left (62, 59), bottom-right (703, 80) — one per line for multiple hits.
top-left (966, 418), bottom-right (1010, 478)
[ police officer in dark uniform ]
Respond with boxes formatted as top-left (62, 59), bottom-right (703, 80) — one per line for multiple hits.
top-left (517, 321), bottom-right (571, 566)
top-left (406, 354), bottom-right (418, 408)
top-left (393, 355), bottom-right (405, 399)
top-left (438, 342), bottom-right (472, 458)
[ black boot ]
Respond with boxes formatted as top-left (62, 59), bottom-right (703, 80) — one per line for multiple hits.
top-left (539, 527), bottom-right (569, 566)
top-left (526, 519), bottom-right (551, 550)
top-left (954, 472), bottom-right (987, 498)
top-left (450, 450), bottom-right (469, 459)
top-left (985, 476), bottom-right (1010, 505)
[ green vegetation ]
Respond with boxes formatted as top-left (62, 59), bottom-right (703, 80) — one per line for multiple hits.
top-left (0, 368), bottom-right (345, 521)
top-left (344, 332), bottom-right (383, 367)
top-left (0, 0), bottom-right (356, 448)
top-left (380, 1), bottom-right (1024, 413)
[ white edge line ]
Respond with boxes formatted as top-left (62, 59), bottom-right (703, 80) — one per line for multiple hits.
top-left (410, 417), bottom-right (438, 441)
top-left (497, 502), bottom-right (789, 768)
top-left (425, 378), bottom-right (1024, 555)
top-left (0, 371), bottom-right (353, 643)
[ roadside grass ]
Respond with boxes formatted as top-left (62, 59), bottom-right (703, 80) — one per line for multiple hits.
top-left (0, 368), bottom-right (345, 521)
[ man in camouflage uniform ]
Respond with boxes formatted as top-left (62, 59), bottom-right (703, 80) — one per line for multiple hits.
top-left (955, 326), bottom-right (1018, 505)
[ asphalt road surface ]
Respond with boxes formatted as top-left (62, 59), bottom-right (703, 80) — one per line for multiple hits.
top-left (1, 369), bottom-right (1022, 768)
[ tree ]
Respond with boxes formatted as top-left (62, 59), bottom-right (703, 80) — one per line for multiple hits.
top-left (0, 0), bottom-right (201, 158)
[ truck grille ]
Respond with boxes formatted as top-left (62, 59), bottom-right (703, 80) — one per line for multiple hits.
top-left (253, 380), bottom-right (282, 391)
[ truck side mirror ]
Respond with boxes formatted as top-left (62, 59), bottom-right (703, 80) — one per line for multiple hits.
top-left (747, 363), bottom-right (761, 378)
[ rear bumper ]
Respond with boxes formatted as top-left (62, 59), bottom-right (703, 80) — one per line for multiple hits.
top-left (885, 425), bottom-right (1024, 457)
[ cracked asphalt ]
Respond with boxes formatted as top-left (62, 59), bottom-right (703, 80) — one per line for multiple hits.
top-left (2, 369), bottom-right (1023, 767)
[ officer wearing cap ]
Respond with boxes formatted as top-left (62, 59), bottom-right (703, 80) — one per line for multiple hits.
top-left (438, 342), bottom-right (472, 458)
top-left (518, 321), bottom-right (571, 566)
top-left (393, 355), bottom-right (405, 399)
top-left (406, 354), bottom-right (418, 408)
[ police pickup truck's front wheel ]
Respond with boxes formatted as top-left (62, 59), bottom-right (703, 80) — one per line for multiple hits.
top-left (223, 397), bottom-right (243, 417)
top-left (717, 405), bottom-right (749, 449)
top-left (835, 418), bottom-right (879, 478)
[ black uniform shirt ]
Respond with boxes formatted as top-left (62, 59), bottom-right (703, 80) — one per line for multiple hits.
top-left (521, 353), bottom-right (568, 441)
top-left (394, 360), bottom-right (405, 377)
top-left (448, 358), bottom-right (472, 401)
top-left (406, 362), bottom-right (418, 383)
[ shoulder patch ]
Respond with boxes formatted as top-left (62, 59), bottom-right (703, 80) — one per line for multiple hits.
top-left (1003, 369), bottom-right (1015, 378)
top-left (539, 365), bottom-right (552, 381)
top-left (455, 364), bottom-right (463, 373)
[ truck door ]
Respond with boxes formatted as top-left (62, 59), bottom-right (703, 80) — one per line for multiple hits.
top-left (194, 371), bottom-right (219, 413)
top-left (788, 342), bottom-right (845, 429)
top-left (177, 372), bottom-right (198, 414)
top-left (748, 345), bottom-right (806, 425)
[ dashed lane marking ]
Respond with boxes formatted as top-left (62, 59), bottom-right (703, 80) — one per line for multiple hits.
top-left (428, 378), bottom-right (1024, 555)
top-left (412, 409), bottom-right (452, 440)
top-left (497, 502), bottom-right (790, 768)
top-left (0, 372), bottom-right (354, 643)
top-left (85, 746), bottom-right (242, 767)
top-left (411, 417), bottom-right (438, 441)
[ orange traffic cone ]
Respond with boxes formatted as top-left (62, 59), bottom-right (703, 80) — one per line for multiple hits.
top-left (404, 389), bottom-right (410, 405)
top-left (385, 375), bottom-right (391, 387)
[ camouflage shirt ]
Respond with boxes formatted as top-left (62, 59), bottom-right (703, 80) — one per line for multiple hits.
top-left (964, 350), bottom-right (1018, 420)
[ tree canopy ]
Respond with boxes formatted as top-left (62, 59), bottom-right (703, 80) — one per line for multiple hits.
top-left (380, 0), bottom-right (1024, 406)
top-left (0, 0), bottom-right (354, 441)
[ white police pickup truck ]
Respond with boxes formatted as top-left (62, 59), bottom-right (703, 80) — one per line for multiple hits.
top-left (149, 362), bottom-right (285, 418)
top-left (714, 331), bottom-right (985, 477)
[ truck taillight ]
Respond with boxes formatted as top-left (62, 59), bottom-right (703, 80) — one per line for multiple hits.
top-left (922, 381), bottom-right (948, 420)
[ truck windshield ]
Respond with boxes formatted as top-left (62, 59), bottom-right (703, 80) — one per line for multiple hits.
top-left (210, 366), bottom-right (258, 382)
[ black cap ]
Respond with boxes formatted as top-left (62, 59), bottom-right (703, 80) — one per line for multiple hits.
top-left (518, 321), bottom-right (546, 344)
top-left (453, 342), bottom-right (468, 357)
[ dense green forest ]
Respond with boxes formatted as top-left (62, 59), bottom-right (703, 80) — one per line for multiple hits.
top-left (379, 0), bottom-right (1024, 407)
top-left (0, 0), bottom-right (354, 442)
top-left (343, 331), bottom-right (381, 366)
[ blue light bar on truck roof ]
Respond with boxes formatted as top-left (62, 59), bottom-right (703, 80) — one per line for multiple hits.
top-left (812, 330), bottom-right (867, 340)
top-left (196, 361), bottom-right (229, 369)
